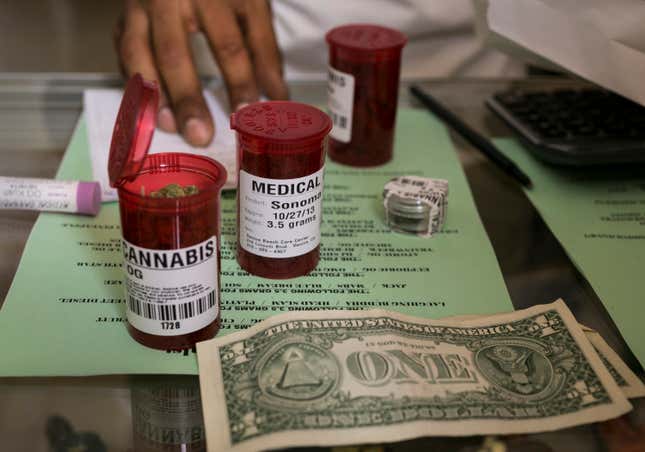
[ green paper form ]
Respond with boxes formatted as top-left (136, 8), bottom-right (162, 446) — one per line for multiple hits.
top-left (0, 110), bottom-right (512, 376)
top-left (495, 139), bottom-right (645, 368)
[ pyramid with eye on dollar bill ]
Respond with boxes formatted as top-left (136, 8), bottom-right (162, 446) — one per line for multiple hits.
top-left (278, 349), bottom-right (321, 389)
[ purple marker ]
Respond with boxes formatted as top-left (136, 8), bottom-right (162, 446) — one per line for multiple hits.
top-left (0, 176), bottom-right (101, 216)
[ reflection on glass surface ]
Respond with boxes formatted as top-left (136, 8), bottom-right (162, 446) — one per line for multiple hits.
top-left (46, 415), bottom-right (107, 452)
top-left (131, 376), bottom-right (206, 452)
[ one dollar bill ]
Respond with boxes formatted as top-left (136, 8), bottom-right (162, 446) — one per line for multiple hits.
top-left (197, 300), bottom-right (632, 452)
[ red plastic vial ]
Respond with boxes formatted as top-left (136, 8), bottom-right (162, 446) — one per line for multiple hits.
top-left (109, 74), bottom-right (227, 350)
top-left (326, 24), bottom-right (407, 166)
top-left (231, 101), bottom-right (332, 279)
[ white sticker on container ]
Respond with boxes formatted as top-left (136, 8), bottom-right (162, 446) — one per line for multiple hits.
top-left (327, 66), bottom-right (355, 143)
top-left (239, 168), bottom-right (324, 258)
top-left (0, 177), bottom-right (78, 212)
top-left (122, 237), bottom-right (219, 336)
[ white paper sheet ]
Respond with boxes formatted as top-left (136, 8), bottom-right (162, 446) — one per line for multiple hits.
top-left (486, 0), bottom-right (645, 107)
top-left (84, 89), bottom-right (237, 202)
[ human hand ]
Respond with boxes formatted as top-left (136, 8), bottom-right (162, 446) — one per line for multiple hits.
top-left (114, 0), bottom-right (289, 146)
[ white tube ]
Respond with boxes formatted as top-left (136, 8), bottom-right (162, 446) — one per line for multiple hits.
top-left (0, 176), bottom-right (101, 216)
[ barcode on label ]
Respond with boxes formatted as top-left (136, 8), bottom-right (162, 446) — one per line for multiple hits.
top-left (128, 291), bottom-right (216, 321)
top-left (331, 112), bottom-right (348, 129)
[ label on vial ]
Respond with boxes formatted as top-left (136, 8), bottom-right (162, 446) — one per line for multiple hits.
top-left (239, 168), bottom-right (324, 258)
top-left (0, 177), bottom-right (77, 212)
top-left (122, 237), bottom-right (219, 336)
top-left (327, 66), bottom-right (355, 143)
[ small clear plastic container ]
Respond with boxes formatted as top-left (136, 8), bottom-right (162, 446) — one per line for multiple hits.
top-left (231, 101), bottom-right (332, 279)
top-left (382, 176), bottom-right (448, 238)
top-left (109, 74), bottom-right (227, 350)
top-left (326, 24), bottom-right (407, 166)
top-left (384, 193), bottom-right (432, 234)
top-left (131, 376), bottom-right (205, 451)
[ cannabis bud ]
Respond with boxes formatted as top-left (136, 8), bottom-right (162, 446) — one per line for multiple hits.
top-left (149, 184), bottom-right (199, 198)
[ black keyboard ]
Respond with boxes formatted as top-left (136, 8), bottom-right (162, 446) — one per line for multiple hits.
top-left (486, 88), bottom-right (645, 165)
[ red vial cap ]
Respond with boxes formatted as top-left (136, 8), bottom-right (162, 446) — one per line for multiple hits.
top-left (230, 101), bottom-right (332, 153)
top-left (326, 24), bottom-right (407, 60)
top-left (109, 73), bottom-right (159, 188)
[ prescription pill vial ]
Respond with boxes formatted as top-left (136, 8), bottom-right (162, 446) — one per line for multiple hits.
top-left (231, 101), bottom-right (332, 279)
top-left (326, 24), bottom-right (407, 166)
top-left (109, 74), bottom-right (227, 350)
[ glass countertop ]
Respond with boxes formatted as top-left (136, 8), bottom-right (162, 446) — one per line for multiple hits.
top-left (0, 74), bottom-right (642, 452)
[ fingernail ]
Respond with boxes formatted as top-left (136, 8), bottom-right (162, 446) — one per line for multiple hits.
top-left (158, 107), bottom-right (177, 132)
top-left (184, 117), bottom-right (211, 147)
top-left (235, 102), bottom-right (249, 112)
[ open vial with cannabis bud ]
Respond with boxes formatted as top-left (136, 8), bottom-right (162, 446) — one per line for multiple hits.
top-left (109, 74), bottom-right (227, 351)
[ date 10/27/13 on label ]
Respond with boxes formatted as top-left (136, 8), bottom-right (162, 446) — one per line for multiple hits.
top-left (239, 169), bottom-right (324, 259)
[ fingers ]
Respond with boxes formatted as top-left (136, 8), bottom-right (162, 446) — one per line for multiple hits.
top-left (116, 0), bottom-right (287, 146)
top-left (195, 0), bottom-right (260, 109)
top-left (149, 0), bottom-right (213, 146)
top-left (117, 0), bottom-right (177, 133)
top-left (243, 0), bottom-right (289, 100)
top-left (180, 0), bottom-right (199, 33)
